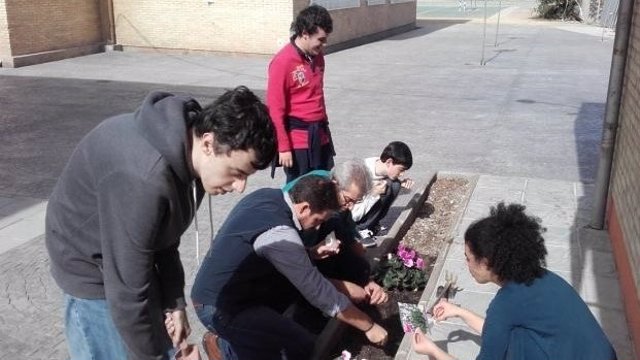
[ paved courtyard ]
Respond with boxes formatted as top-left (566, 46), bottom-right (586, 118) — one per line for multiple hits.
top-left (0, 1), bottom-right (632, 358)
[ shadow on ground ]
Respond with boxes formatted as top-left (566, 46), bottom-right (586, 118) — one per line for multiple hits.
top-left (0, 75), bottom-right (233, 201)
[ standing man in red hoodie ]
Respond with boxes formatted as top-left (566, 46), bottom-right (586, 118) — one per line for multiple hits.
top-left (267, 4), bottom-right (335, 183)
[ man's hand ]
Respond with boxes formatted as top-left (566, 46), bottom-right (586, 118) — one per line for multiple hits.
top-left (364, 281), bottom-right (388, 305)
top-left (309, 239), bottom-right (341, 260)
top-left (401, 178), bottom-right (415, 189)
top-left (164, 309), bottom-right (191, 347)
top-left (279, 151), bottom-right (293, 168)
top-left (365, 323), bottom-right (388, 346)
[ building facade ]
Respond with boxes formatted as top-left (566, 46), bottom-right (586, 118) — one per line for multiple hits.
top-left (0, 0), bottom-right (416, 67)
top-left (607, 0), bottom-right (640, 356)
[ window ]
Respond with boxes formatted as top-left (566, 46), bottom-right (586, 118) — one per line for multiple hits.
top-left (311, 0), bottom-right (360, 10)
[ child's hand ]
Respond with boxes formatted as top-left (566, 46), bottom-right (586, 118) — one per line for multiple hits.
top-left (372, 180), bottom-right (387, 195)
top-left (401, 178), bottom-right (415, 189)
top-left (412, 328), bottom-right (438, 355)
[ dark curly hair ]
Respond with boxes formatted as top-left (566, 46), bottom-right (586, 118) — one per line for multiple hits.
top-left (291, 5), bottom-right (333, 37)
top-left (464, 202), bottom-right (547, 285)
top-left (191, 86), bottom-right (276, 170)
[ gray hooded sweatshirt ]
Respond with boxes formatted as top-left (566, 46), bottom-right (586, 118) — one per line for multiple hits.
top-left (46, 92), bottom-right (204, 359)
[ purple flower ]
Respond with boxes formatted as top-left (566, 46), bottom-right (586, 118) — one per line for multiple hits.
top-left (403, 257), bottom-right (414, 268)
top-left (416, 257), bottom-right (425, 270)
top-left (397, 252), bottom-right (407, 261)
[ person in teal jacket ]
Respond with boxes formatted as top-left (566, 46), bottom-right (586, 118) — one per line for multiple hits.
top-left (412, 202), bottom-right (617, 360)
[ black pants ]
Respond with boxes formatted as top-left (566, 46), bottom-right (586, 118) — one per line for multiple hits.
top-left (356, 179), bottom-right (401, 233)
top-left (283, 143), bottom-right (334, 183)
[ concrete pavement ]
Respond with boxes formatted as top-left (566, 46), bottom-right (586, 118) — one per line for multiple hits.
top-left (0, 1), bottom-right (632, 358)
top-left (395, 174), bottom-right (634, 359)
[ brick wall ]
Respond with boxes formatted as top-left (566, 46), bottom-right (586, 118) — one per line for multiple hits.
top-left (5, 0), bottom-right (103, 55)
top-left (113, 0), bottom-right (416, 55)
top-left (1, 0), bottom-right (104, 67)
top-left (610, 0), bottom-right (640, 300)
top-left (608, 0), bottom-right (640, 354)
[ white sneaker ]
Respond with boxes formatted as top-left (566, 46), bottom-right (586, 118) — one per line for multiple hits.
top-left (358, 229), bottom-right (373, 239)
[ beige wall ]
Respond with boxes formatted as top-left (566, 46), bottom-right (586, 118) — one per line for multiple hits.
top-left (1, 0), bottom-right (416, 65)
top-left (113, 0), bottom-right (416, 55)
top-left (112, 0), bottom-right (294, 55)
top-left (1, 0), bottom-right (104, 67)
top-left (0, 0), bottom-right (9, 62)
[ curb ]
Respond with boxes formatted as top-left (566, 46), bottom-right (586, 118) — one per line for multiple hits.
top-left (394, 172), bottom-right (477, 360)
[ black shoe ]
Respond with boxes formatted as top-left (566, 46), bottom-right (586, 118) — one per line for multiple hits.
top-left (359, 235), bottom-right (378, 248)
top-left (370, 224), bottom-right (388, 236)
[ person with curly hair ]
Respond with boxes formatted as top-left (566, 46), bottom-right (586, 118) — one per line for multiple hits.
top-left (412, 202), bottom-right (616, 360)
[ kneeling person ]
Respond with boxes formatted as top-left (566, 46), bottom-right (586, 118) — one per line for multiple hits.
top-left (191, 175), bottom-right (388, 359)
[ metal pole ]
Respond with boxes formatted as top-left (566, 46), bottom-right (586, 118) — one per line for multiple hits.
top-left (590, 0), bottom-right (634, 229)
top-left (495, 0), bottom-right (502, 47)
top-left (481, 0), bottom-right (488, 65)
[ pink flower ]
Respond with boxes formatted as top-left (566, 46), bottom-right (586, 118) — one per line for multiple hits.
top-left (403, 323), bottom-right (413, 333)
top-left (403, 257), bottom-right (414, 268)
top-left (397, 251), bottom-right (408, 261)
top-left (415, 257), bottom-right (425, 270)
top-left (407, 249), bottom-right (416, 260)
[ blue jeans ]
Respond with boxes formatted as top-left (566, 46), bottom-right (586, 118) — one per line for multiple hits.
top-left (64, 294), bottom-right (128, 360)
top-left (194, 303), bottom-right (315, 360)
top-left (194, 304), bottom-right (238, 360)
top-left (64, 294), bottom-right (175, 360)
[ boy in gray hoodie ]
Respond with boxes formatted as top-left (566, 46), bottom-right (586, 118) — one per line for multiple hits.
top-left (45, 86), bottom-right (276, 360)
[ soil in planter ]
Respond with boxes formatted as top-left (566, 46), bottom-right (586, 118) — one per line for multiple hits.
top-left (327, 177), bottom-right (471, 360)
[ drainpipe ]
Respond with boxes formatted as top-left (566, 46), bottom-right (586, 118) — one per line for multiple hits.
top-left (105, 0), bottom-right (116, 46)
top-left (590, 0), bottom-right (635, 229)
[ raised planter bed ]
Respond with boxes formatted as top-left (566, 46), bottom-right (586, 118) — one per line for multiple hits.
top-left (310, 172), bottom-right (475, 360)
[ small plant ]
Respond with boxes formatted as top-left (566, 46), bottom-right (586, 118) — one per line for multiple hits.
top-left (373, 243), bottom-right (427, 291)
top-left (535, 0), bottom-right (582, 21)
